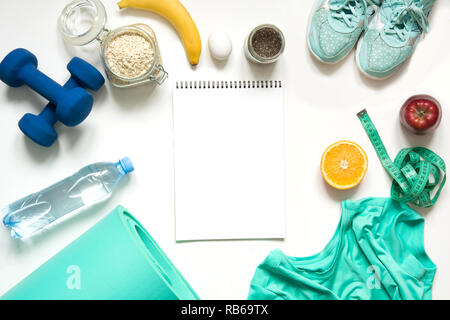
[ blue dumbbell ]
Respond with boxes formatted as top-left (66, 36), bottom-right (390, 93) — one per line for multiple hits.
top-left (0, 48), bottom-right (94, 128)
top-left (18, 58), bottom-right (105, 147)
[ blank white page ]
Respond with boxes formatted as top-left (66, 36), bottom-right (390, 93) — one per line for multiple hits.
top-left (173, 81), bottom-right (285, 241)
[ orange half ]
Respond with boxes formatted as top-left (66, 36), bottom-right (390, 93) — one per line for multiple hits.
top-left (320, 140), bottom-right (368, 190)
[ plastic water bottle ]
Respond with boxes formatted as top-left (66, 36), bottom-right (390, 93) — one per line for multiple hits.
top-left (2, 157), bottom-right (134, 239)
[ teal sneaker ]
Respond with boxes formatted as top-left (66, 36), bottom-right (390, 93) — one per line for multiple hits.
top-left (308, 0), bottom-right (380, 64)
top-left (356, 0), bottom-right (436, 79)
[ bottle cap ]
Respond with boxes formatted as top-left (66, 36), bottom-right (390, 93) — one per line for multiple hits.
top-left (119, 157), bottom-right (134, 174)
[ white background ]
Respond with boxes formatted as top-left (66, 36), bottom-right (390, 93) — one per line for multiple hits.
top-left (0, 0), bottom-right (449, 300)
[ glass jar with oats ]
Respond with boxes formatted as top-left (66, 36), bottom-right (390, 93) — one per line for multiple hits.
top-left (58, 0), bottom-right (167, 88)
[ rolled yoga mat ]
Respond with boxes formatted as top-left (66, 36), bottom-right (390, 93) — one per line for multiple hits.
top-left (2, 206), bottom-right (199, 300)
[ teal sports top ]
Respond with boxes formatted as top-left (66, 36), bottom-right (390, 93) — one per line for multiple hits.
top-left (248, 198), bottom-right (436, 300)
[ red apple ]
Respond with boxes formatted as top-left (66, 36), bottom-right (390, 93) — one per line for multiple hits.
top-left (400, 95), bottom-right (442, 135)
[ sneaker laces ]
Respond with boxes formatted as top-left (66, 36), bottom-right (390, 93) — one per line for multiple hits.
top-left (329, 0), bottom-right (380, 28)
top-left (384, 0), bottom-right (430, 42)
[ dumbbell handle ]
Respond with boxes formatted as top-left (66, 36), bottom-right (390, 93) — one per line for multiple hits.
top-left (38, 77), bottom-right (80, 126)
top-left (19, 64), bottom-right (69, 105)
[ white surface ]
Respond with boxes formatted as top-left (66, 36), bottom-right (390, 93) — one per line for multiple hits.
top-left (0, 0), bottom-right (449, 300)
top-left (173, 83), bottom-right (285, 241)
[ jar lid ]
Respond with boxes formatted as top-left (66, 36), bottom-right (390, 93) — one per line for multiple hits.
top-left (58, 0), bottom-right (107, 46)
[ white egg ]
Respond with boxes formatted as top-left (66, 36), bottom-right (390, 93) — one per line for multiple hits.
top-left (208, 32), bottom-right (232, 61)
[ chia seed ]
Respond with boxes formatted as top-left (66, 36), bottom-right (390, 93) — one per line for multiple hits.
top-left (251, 27), bottom-right (283, 58)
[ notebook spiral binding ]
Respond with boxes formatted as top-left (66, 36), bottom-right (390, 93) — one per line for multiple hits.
top-left (175, 80), bottom-right (282, 89)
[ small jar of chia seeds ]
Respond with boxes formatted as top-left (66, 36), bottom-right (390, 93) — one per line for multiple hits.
top-left (244, 24), bottom-right (285, 64)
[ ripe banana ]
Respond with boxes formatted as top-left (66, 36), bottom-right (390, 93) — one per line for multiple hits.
top-left (117, 0), bottom-right (202, 66)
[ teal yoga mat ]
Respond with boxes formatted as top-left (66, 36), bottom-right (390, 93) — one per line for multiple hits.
top-left (2, 206), bottom-right (198, 300)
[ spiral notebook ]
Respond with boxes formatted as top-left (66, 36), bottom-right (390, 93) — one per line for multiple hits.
top-left (173, 80), bottom-right (285, 241)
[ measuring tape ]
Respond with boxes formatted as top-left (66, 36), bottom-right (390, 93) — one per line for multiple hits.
top-left (357, 109), bottom-right (446, 208)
